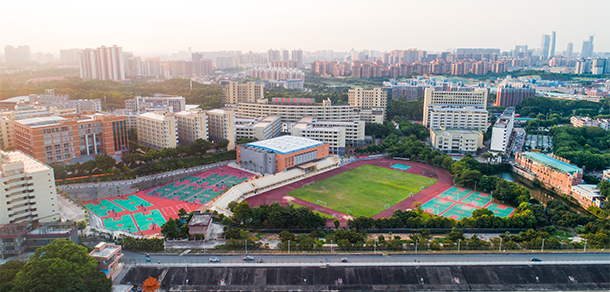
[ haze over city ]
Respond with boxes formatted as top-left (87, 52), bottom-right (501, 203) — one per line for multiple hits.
top-left (1, 0), bottom-right (609, 55)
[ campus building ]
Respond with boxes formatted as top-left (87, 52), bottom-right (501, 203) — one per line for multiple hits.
top-left (570, 184), bottom-right (606, 208)
top-left (207, 108), bottom-right (236, 150)
top-left (0, 150), bottom-right (59, 225)
top-left (89, 242), bottom-right (124, 280)
top-left (430, 129), bottom-right (483, 154)
top-left (291, 117), bottom-right (365, 156)
top-left (12, 113), bottom-right (129, 164)
top-left (514, 152), bottom-right (583, 195)
top-left (175, 108), bottom-right (208, 145)
top-left (136, 111), bottom-right (178, 150)
top-left (423, 88), bottom-right (488, 154)
top-left (236, 136), bottom-right (329, 174)
top-left (79, 45), bottom-right (126, 81)
top-left (235, 115), bottom-right (281, 141)
top-left (570, 116), bottom-right (610, 130)
top-left (221, 81), bottom-right (265, 105)
top-left (125, 94), bottom-right (186, 113)
top-left (348, 87), bottom-right (388, 108)
top-left (490, 107), bottom-right (515, 153)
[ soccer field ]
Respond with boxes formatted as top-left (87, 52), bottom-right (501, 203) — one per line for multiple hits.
top-left (287, 164), bottom-right (436, 217)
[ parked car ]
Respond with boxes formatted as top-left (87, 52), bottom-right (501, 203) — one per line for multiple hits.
top-left (243, 255), bottom-right (254, 260)
top-left (529, 258), bottom-right (542, 262)
top-left (209, 257), bottom-right (220, 262)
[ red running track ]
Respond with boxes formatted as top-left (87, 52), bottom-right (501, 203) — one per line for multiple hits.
top-left (244, 159), bottom-right (454, 227)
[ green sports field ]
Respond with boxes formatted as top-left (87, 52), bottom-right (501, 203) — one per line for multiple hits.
top-left (288, 165), bottom-right (436, 217)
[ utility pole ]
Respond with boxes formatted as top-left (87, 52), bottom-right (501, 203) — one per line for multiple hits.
top-left (584, 239), bottom-right (587, 252)
top-left (288, 240), bottom-right (291, 254)
top-left (541, 238), bottom-right (545, 253)
top-left (499, 238), bottom-right (503, 253)
top-left (458, 239), bottom-right (461, 253)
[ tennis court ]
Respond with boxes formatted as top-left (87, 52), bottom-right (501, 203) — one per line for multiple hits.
top-left (103, 214), bottom-right (138, 233)
top-left (459, 192), bottom-right (491, 208)
top-left (421, 197), bottom-right (455, 215)
top-left (85, 200), bottom-right (125, 217)
top-left (133, 209), bottom-right (165, 232)
top-left (436, 187), bottom-right (472, 201)
top-left (391, 163), bottom-right (411, 170)
top-left (487, 203), bottom-right (515, 217)
top-left (441, 204), bottom-right (477, 220)
top-left (112, 195), bottom-right (153, 212)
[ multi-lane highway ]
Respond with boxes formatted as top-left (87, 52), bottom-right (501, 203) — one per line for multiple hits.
top-left (123, 251), bottom-right (610, 266)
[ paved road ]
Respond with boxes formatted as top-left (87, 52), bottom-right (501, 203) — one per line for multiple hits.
top-left (123, 251), bottom-right (610, 266)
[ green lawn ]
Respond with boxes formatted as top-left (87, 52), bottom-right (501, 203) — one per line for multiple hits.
top-left (288, 165), bottom-right (436, 217)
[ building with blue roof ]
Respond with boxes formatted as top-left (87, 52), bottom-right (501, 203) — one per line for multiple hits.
top-left (515, 152), bottom-right (583, 195)
top-left (237, 136), bottom-right (329, 174)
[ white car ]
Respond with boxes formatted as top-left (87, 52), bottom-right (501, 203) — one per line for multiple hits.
top-left (209, 257), bottom-right (220, 262)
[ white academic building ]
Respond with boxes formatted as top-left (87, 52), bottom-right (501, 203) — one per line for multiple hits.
top-left (490, 107), bottom-right (515, 153)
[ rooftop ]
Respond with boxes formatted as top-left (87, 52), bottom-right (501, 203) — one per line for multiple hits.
top-left (1, 96), bottom-right (30, 103)
top-left (245, 136), bottom-right (324, 155)
top-left (90, 243), bottom-right (120, 258)
top-left (138, 112), bottom-right (172, 121)
top-left (522, 152), bottom-right (582, 175)
top-left (15, 116), bottom-right (66, 127)
top-left (188, 213), bottom-right (212, 226)
top-left (433, 129), bottom-right (480, 135)
top-left (1, 150), bottom-right (50, 173)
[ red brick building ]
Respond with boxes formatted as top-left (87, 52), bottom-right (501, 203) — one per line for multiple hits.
top-left (514, 152), bottom-right (583, 195)
top-left (12, 112), bottom-right (128, 164)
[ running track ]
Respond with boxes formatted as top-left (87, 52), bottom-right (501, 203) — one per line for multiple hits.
top-left (244, 159), bottom-right (453, 227)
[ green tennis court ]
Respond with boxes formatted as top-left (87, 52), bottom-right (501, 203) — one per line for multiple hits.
top-left (459, 192), bottom-right (491, 207)
top-left (421, 198), bottom-right (455, 215)
top-left (103, 214), bottom-right (138, 232)
top-left (133, 209), bottom-right (166, 232)
top-left (112, 195), bottom-right (153, 212)
top-left (487, 203), bottom-right (515, 217)
top-left (441, 204), bottom-right (477, 220)
top-left (85, 200), bottom-right (125, 217)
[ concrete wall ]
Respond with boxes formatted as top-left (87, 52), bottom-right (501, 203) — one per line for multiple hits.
top-left (239, 147), bottom-right (276, 174)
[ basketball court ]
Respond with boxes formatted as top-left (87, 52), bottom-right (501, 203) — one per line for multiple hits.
top-left (421, 197), bottom-right (455, 215)
top-left (133, 209), bottom-right (165, 232)
top-left (487, 203), bottom-right (515, 217)
top-left (103, 214), bottom-right (137, 233)
top-left (85, 200), bottom-right (125, 217)
top-left (113, 195), bottom-right (153, 212)
top-left (441, 204), bottom-right (477, 220)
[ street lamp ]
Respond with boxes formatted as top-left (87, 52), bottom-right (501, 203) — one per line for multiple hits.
top-left (288, 240), bottom-right (291, 254)
top-left (458, 239), bottom-right (461, 253)
top-left (541, 238), bottom-right (545, 253)
top-left (499, 238), bottom-right (503, 253)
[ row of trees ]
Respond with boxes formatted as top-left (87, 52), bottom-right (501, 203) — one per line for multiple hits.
top-left (516, 96), bottom-right (609, 120)
top-left (225, 201), bottom-right (326, 229)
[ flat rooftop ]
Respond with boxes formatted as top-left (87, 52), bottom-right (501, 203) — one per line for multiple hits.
top-left (1, 150), bottom-right (50, 173)
top-left (522, 152), bottom-right (582, 174)
top-left (138, 112), bottom-right (170, 121)
top-left (90, 245), bottom-right (120, 258)
top-left (15, 116), bottom-right (66, 127)
top-left (245, 136), bottom-right (324, 155)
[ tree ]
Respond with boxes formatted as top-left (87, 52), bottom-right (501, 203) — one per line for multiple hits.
top-left (215, 140), bottom-right (230, 150)
top-left (333, 219), bottom-right (340, 229)
top-left (11, 239), bottom-right (112, 292)
top-left (0, 260), bottom-right (25, 292)
top-left (161, 219), bottom-right (179, 238)
top-left (95, 153), bottom-right (116, 172)
top-left (191, 138), bottom-right (213, 154)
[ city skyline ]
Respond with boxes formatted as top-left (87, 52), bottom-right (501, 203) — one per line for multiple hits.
top-left (1, 0), bottom-right (609, 57)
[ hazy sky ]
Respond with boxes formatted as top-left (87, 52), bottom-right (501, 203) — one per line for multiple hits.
top-left (1, 0), bottom-right (608, 56)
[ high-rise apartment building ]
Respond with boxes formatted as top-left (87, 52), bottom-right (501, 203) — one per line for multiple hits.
top-left (136, 111), bottom-right (178, 150)
top-left (79, 45), bottom-right (125, 81)
top-left (267, 49), bottom-right (280, 62)
top-left (174, 108), bottom-right (208, 145)
top-left (490, 107), bottom-right (515, 153)
top-left (59, 49), bottom-right (83, 65)
top-left (1, 150), bottom-right (59, 225)
top-left (206, 109), bottom-right (235, 150)
top-left (12, 113), bottom-right (129, 164)
top-left (291, 49), bottom-right (303, 67)
top-left (550, 31), bottom-right (556, 58)
top-left (348, 88), bottom-right (388, 109)
top-left (281, 49), bottom-right (289, 61)
top-left (566, 43), bottom-right (574, 58)
top-left (540, 34), bottom-right (551, 59)
top-left (3, 46), bottom-right (31, 64)
top-left (495, 85), bottom-right (535, 107)
top-left (221, 81), bottom-right (265, 105)
top-left (581, 35), bottom-right (594, 58)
